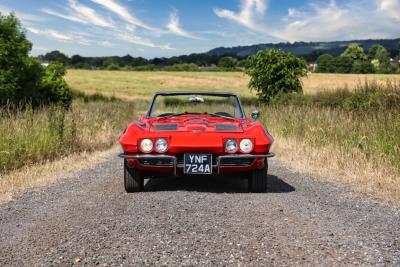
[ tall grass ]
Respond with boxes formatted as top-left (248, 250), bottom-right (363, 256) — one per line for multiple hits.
top-left (262, 81), bottom-right (400, 202)
top-left (0, 99), bottom-right (136, 174)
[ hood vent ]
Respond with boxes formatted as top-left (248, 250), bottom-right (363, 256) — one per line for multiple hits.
top-left (155, 124), bottom-right (178, 131)
top-left (216, 124), bottom-right (238, 131)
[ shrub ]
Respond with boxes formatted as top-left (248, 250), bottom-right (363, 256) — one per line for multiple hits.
top-left (246, 49), bottom-right (307, 103)
top-left (0, 13), bottom-right (71, 108)
top-left (218, 57), bottom-right (238, 68)
top-left (316, 54), bottom-right (335, 73)
top-left (271, 81), bottom-right (400, 112)
top-left (39, 63), bottom-right (72, 108)
top-left (352, 60), bottom-right (374, 74)
top-left (164, 63), bottom-right (199, 71)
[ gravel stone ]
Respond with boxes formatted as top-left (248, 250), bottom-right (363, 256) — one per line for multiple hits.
top-left (0, 156), bottom-right (399, 266)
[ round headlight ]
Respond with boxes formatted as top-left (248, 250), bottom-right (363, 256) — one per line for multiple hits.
top-left (155, 138), bottom-right (168, 153)
top-left (140, 138), bottom-right (153, 153)
top-left (240, 139), bottom-right (253, 153)
top-left (225, 139), bottom-right (238, 153)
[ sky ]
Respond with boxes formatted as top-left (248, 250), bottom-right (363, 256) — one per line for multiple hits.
top-left (0, 0), bottom-right (399, 58)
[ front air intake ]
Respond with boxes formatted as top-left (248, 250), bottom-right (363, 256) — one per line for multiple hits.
top-left (155, 124), bottom-right (178, 131)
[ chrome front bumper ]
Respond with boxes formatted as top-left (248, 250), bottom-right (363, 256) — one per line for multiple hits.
top-left (118, 152), bottom-right (275, 176)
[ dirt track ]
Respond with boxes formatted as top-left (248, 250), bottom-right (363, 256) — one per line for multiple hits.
top-left (0, 155), bottom-right (399, 266)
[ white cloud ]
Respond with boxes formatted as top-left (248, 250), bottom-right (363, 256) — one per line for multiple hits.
top-left (0, 4), bottom-right (44, 22)
top-left (99, 40), bottom-right (114, 47)
top-left (117, 33), bottom-right (174, 50)
top-left (378, 0), bottom-right (400, 21)
top-left (214, 0), bottom-right (267, 30)
top-left (27, 27), bottom-right (91, 45)
top-left (272, 1), bottom-right (356, 42)
top-left (41, 0), bottom-right (114, 28)
top-left (270, 0), bottom-right (400, 42)
top-left (90, 0), bottom-right (158, 32)
top-left (166, 11), bottom-right (201, 39)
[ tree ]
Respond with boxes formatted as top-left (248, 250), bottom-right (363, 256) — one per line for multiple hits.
top-left (42, 50), bottom-right (69, 65)
top-left (316, 54), bottom-right (335, 73)
top-left (334, 56), bottom-right (353, 73)
top-left (341, 43), bottom-right (367, 61)
top-left (368, 44), bottom-right (390, 73)
top-left (0, 13), bottom-right (71, 108)
top-left (352, 60), bottom-right (374, 74)
top-left (245, 49), bottom-right (307, 103)
top-left (218, 56), bottom-right (237, 68)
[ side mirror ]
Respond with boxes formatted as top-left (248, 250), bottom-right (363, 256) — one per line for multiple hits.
top-left (251, 109), bottom-right (260, 120)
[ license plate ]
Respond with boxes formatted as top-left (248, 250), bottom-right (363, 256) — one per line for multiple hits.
top-left (183, 154), bottom-right (212, 174)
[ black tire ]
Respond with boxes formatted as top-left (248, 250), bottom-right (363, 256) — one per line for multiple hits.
top-left (248, 160), bottom-right (268, 193)
top-left (124, 160), bottom-right (144, 193)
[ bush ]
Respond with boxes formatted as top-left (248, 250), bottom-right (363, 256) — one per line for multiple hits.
top-left (105, 63), bottom-right (121, 71)
top-left (245, 49), bottom-right (307, 103)
top-left (218, 57), bottom-right (238, 68)
top-left (0, 13), bottom-right (71, 108)
top-left (132, 64), bottom-right (159, 71)
top-left (164, 63), bottom-right (199, 71)
top-left (316, 54), bottom-right (335, 73)
top-left (271, 81), bottom-right (400, 112)
top-left (352, 60), bottom-right (374, 74)
top-left (39, 63), bottom-right (72, 108)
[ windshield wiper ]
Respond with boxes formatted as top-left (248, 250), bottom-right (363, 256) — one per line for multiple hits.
top-left (208, 112), bottom-right (236, 121)
top-left (156, 112), bottom-right (201, 120)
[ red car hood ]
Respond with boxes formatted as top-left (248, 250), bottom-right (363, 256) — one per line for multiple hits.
top-left (149, 116), bottom-right (244, 133)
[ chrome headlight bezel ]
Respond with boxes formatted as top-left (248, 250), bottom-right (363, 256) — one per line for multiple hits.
top-left (225, 138), bottom-right (238, 153)
top-left (154, 138), bottom-right (168, 153)
top-left (140, 138), bottom-right (153, 153)
top-left (239, 139), bottom-right (253, 153)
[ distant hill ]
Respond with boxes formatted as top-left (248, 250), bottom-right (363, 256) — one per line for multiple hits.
top-left (206, 38), bottom-right (400, 59)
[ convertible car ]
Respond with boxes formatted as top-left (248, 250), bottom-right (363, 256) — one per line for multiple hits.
top-left (119, 91), bottom-right (274, 193)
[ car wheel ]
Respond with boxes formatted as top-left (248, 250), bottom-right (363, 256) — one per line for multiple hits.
top-left (249, 159), bottom-right (268, 193)
top-left (124, 160), bottom-right (144, 193)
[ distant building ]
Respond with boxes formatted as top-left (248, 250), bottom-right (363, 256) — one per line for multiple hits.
top-left (308, 62), bottom-right (317, 72)
top-left (41, 62), bottom-right (50, 67)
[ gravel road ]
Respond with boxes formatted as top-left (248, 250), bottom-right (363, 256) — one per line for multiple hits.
top-left (0, 155), bottom-right (399, 266)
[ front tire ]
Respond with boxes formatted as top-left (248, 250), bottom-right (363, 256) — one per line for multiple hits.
top-left (248, 160), bottom-right (268, 193)
top-left (124, 160), bottom-right (144, 193)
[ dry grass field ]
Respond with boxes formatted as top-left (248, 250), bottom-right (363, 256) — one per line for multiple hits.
top-left (65, 70), bottom-right (400, 100)
top-left (64, 70), bottom-right (400, 204)
top-left (3, 70), bottom-right (399, 204)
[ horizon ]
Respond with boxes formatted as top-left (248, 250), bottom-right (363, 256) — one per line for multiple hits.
top-left (36, 37), bottom-right (400, 60)
top-left (1, 0), bottom-right (399, 58)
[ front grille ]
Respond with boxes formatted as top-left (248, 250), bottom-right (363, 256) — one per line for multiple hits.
top-left (137, 154), bottom-right (255, 167)
top-left (137, 158), bottom-right (173, 166)
top-left (220, 157), bottom-right (254, 166)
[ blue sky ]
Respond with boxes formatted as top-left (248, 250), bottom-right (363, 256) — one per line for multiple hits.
top-left (1, 0), bottom-right (399, 58)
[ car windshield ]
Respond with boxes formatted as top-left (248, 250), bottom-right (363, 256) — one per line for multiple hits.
top-left (148, 93), bottom-right (244, 119)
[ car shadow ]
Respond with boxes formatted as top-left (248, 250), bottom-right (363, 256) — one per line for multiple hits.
top-left (144, 175), bottom-right (295, 193)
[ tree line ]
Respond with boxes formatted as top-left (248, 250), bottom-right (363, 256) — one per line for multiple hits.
top-left (38, 51), bottom-right (248, 71)
top-left (316, 44), bottom-right (399, 74)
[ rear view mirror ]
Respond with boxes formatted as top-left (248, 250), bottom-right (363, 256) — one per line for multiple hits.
top-left (251, 109), bottom-right (260, 120)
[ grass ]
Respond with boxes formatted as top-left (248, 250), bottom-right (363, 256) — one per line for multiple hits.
top-left (2, 70), bottom-right (400, 204)
top-left (262, 82), bottom-right (400, 203)
top-left (65, 70), bottom-right (400, 100)
top-left (0, 99), bottom-right (136, 175)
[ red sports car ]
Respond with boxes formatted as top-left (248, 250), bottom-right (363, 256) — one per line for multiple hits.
top-left (119, 91), bottom-right (274, 193)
